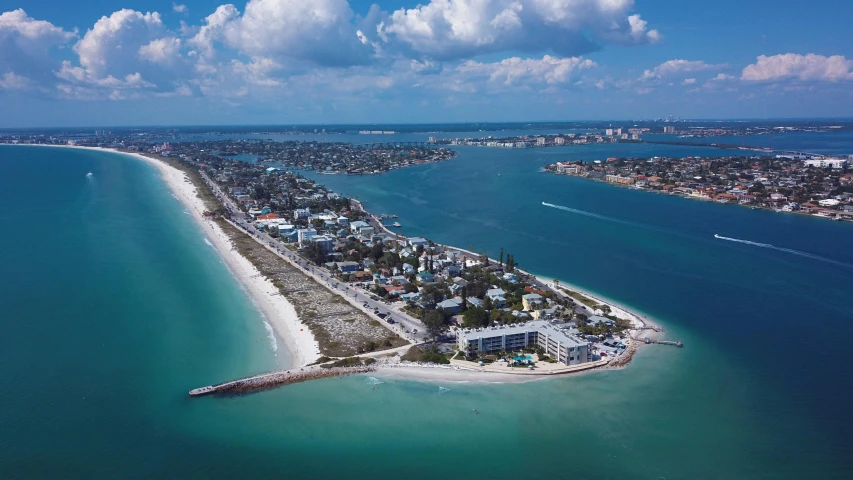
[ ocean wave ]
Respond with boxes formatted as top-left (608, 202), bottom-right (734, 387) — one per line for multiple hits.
top-left (263, 321), bottom-right (278, 352)
top-left (714, 234), bottom-right (852, 268)
top-left (204, 238), bottom-right (214, 248)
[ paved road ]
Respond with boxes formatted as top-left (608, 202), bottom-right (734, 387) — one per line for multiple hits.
top-left (199, 171), bottom-right (429, 344)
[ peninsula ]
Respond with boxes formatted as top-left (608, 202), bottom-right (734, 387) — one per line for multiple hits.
top-left (19, 142), bottom-right (677, 394)
top-left (544, 155), bottom-right (853, 221)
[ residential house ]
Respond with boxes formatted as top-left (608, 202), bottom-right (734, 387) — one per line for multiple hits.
top-left (437, 298), bottom-right (462, 315)
top-left (522, 293), bottom-right (544, 311)
top-left (416, 271), bottom-right (435, 284)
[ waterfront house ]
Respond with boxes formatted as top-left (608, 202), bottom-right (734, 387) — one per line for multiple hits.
top-left (589, 315), bottom-right (616, 327)
top-left (350, 221), bottom-right (374, 235)
top-left (408, 237), bottom-right (429, 247)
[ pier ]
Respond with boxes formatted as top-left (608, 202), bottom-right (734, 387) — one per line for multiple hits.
top-left (643, 337), bottom-right (683, 347)
top-left (189, 365), bottom-right (375, 397)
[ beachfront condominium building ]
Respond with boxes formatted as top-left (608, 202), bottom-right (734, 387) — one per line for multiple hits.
top-left (456, 321), bottom-right (590, 365)
top-left (804, 158), bottom-right (848, 169)
top-left (605, 175), bottom-right (636, 185)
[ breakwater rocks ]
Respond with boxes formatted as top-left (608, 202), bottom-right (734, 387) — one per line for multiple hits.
top-left (189, 366), bottom-right (375, 397)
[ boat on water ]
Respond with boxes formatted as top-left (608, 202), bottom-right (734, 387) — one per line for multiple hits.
top-left (391, 222), bottom-right (402, 228)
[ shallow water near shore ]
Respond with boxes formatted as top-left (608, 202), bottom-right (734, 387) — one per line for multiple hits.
top-left (1, 144), bottom-right (852, 478)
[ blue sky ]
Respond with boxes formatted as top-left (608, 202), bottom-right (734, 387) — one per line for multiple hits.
top-left (1, 0), bottom-right (852, 127)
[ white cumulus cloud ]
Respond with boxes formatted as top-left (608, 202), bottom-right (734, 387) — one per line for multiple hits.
top-left (741, 53), bottom-right (853, 82)
top-left (640, 59), bottom-right (725, 81)
top-left (172, 3), bottom-right (188, 14)
top-left (139, 37), bottom-right (182, 65)
top-left (74, 9), bottom-right (165, 76)
top-left (455, 54), bottom-right (596, 88)
top-left (188, 4), bottom-right (239, 59)
top-left (0, 71), bottom-right (29, 89)
top-left (221, 0), bottom-right (372, 66)
top-left (379, 0), bottom-right (660, 60)
top-left (0, 9), bottom-right (76, 87)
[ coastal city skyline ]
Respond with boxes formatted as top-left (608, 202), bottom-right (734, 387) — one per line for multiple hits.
top-left (2, 0), bottom-right (853, 126)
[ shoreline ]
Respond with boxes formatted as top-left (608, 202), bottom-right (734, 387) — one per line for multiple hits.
top-left (546, 171), bottom-right (853, 223)
top-left (19, 144), bottom-right (319, 369)
top-left (18, 143), bottom-right (661, 384)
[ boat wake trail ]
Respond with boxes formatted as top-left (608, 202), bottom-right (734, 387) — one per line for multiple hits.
top-left (714, 234), bottom-right (853, 268)
top-left (541, 202), bottom-right (640, 227)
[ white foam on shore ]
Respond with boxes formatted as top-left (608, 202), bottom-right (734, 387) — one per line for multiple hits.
top-left (263, 321), bottom-right (278, 353)
top-left (204, 238), bottom-right (214, 248)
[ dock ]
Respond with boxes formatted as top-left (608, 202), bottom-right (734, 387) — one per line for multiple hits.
top-left (189, 365), bottom-right (375, 397)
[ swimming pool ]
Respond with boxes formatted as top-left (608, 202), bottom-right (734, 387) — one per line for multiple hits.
top-left (514, 355), bottom-right (534, 362)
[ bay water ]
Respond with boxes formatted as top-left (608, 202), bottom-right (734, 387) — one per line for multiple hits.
top-left (1, 143), bottom-right (851, 479)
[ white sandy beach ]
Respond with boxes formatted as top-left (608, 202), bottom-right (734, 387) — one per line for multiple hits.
top-left (22, 143), bottom-right (656, 380)
top-left (28, 145), bottom-right (319, 368)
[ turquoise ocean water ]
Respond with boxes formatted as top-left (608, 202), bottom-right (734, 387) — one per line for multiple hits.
top-left (1, 143), bottom-right (852, 479)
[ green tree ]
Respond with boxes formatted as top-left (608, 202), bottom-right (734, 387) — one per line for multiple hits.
top-left (461, 286), bottom-right (468, 311)
top-left (463, 307), bottom-right (489, 328)
top-left (423, 309), bottom-right (446, 339)
top-left (505, 254), bottom-right (515, 272)
top-left (499, 248), bottom-right (504, 267)
top-left (371, 242), bottom-right (384, 261)
top-left (483, 295), bottom-right (493, 311)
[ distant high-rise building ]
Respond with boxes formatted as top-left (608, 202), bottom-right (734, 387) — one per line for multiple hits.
top-left (663, 126), bottom-right (675, 134)
top-left (554, 137), bottom-right (566, 145)
top-left (536, 137), bottom-right (546, 146)
top-left (605, 128), bottom-right (614, 136)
